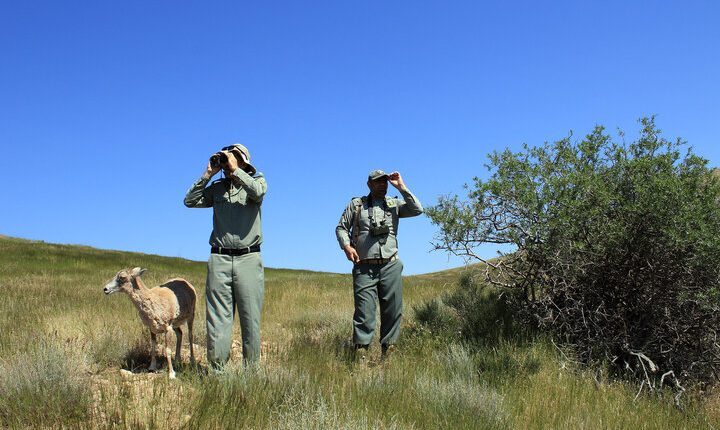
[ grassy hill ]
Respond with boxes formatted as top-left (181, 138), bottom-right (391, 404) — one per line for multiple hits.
top-left (0, 236), bottom-right (718, 429)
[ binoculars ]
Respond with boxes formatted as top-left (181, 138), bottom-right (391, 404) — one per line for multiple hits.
top-left (209, 152), bottom-right (228, 168)
top-left (370, 221), bottom-right (390, 237)
top-left (208, 147), bottom-right (255, 176)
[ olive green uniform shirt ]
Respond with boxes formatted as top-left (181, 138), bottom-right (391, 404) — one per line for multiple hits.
top-left (184, 168), bottom-right (267, 248)
top-left (336, 188), bottom-right (423, 260)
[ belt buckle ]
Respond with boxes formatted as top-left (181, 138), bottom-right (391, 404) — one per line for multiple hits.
top-left (242, 246), bottom-right (251, 255)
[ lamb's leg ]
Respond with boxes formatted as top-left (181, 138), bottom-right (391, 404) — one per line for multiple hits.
top-left (165, 330), bottom-right (176, 379)
top-left (173, 326), bottom-right (182, 363)
top-left (188, 317), bottom-right (196, 365)
top-left (149, 331), bottom-right (158, 372)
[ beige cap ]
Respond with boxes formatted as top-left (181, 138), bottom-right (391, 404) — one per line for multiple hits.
top-left (225, 143), bottom-right (256, 175)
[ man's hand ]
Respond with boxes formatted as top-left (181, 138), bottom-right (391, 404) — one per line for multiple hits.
top-left (204, 160), bottom-right (222, 179)
top-left (388, 171), bottom-right (406, 191)
top-left (343, 245), bottom-right (360, 264)
top-left (222, 150), bottom-right (239, 174)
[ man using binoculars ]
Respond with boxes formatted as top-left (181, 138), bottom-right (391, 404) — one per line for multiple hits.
top-left (184, 144), bottom-right (267, 368)
top-left (335, 169), bottom-right (423, 361)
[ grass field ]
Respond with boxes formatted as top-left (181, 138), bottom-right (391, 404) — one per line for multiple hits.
top-left (1, 235), bottom-right (719, 429)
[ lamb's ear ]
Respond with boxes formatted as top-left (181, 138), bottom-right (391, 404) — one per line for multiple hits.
top-left (131, 267), bottom-right (147, 277)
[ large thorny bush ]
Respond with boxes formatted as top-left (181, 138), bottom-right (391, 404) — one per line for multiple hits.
top-left (427, 118), bottom-right (720, 388)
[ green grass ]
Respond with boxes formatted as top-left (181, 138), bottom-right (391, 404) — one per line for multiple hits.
top-left (0, 235), bottom-right (718, 428)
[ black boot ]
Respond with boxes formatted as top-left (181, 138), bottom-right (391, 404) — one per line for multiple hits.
top-left (381, 344), bottom-right (396, 360)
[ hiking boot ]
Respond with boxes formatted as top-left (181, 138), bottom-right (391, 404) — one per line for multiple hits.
top-left (381, 344), bottom-right (396, 360)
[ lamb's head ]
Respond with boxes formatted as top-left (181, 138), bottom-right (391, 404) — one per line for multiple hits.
top-left (103, 267), bottom-right (148, 295)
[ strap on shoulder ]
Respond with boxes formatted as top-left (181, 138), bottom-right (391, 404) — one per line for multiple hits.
top-left (351, 196), bottom-right (365, 246)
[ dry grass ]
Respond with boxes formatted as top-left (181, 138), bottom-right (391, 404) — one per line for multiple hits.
top-left (0, 235), bottom-right (718, 428)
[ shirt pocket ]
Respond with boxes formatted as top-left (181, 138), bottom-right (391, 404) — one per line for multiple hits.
top-left (229, 189), bottom-right (248, 205)
top-left (213, 187), bottom-right (247, 205)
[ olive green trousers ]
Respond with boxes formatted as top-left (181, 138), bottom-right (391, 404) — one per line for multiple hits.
top-left (206, 252), bottom-right (264, 367)
top-left (352, 258), bottom-right (404, 347)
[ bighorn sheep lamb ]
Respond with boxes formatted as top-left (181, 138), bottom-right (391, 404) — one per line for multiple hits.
top-left (103, 267), bottom-right (196, 379)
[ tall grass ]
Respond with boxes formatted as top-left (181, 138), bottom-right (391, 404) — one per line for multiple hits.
top-left (0, 341), bottom-right (92, 428)
top-left (0, 235), bottom-right (719, 428)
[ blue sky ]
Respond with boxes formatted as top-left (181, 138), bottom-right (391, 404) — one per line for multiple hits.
top-left (1, 1), bottom-right (719, 274)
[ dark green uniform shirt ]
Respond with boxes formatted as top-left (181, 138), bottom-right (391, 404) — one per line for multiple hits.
top-left (336, 188), bottom-right (423, 260)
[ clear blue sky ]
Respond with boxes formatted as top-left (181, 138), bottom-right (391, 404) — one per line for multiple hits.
top-left (1, 1), bottom-right (719, 274)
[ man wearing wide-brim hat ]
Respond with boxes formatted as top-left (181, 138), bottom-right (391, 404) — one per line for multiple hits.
top-left (184, 143), bottom-right (266, 368)
top-left (335, 169), bottom-right (423, 360)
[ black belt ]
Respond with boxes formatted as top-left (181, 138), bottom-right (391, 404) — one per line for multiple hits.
top-left (211, 245), bottom-right (260, 256)
top-left (357, 255), bottom-right (398, 265)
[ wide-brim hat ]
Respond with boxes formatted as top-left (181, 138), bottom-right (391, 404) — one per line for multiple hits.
top-left (226, 143), bottom-right (257, 176)
top-left (368, 169), bottom-right (389, 181)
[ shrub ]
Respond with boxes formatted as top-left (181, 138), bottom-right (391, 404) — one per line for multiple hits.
top-left (0, 342), bottom-right (92, 427)
top-left (413, 298), bottom-right (459, 335)
top-left (413, 272), bottom-right (525, 345)
top-left (427, 117), bottom-right (720, 389)
top-left (443, 272), bottom-right (524, 344)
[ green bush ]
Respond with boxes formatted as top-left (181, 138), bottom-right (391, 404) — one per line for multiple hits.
top-left (427, 117), bottom-right (720, 388)
top-left (413, 298), bottom-right (459, 335)
top-left (414, 272), bottom-right (526, 345)
top-left (443, 272), bottom-right (524, 344)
